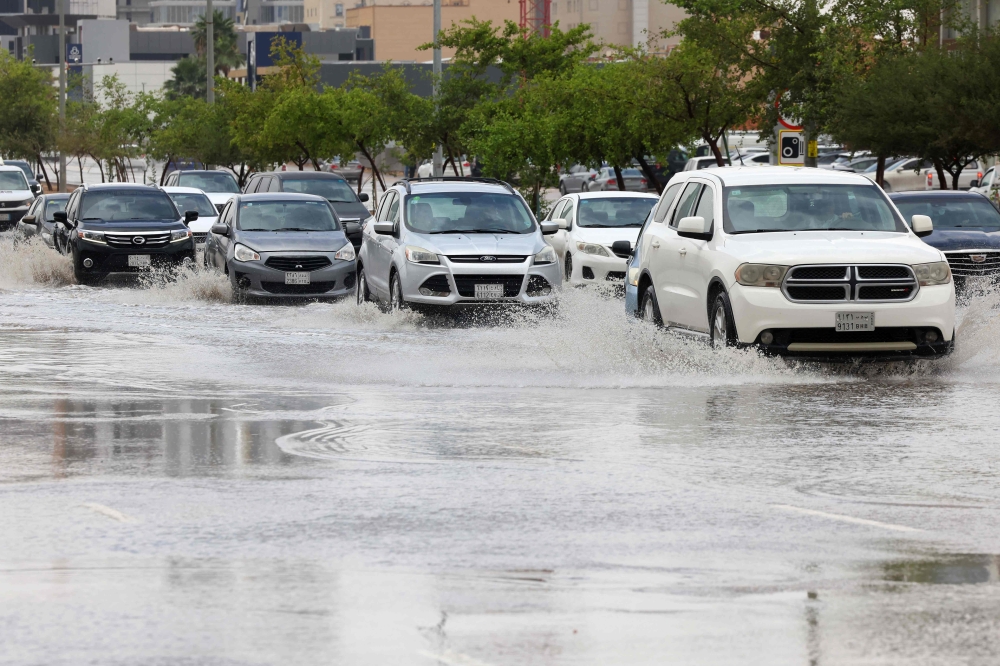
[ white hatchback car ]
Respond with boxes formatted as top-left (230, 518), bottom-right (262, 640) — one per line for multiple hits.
top-left (545, 191), bottom-right (658, 283)
top-left (630, 167), bottom-right (955, 360)
top-left (161, 186), bottom-right (219, 244)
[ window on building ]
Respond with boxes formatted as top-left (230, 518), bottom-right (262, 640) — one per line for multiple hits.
top-left (335, 2), bottom-right (343, 16)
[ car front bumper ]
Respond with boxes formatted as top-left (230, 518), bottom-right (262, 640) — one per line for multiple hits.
top-left (76, 238), bottom-right (196, 274)
top-left (399, 259), bottom-right (561, 306)
top-left (729, 282), bottom-right (955, 358)
top-left (570, 251), bottom-right (628, 283)
top-left (0, 205), bottom-right (30, 227)
top-left (229, 254), bottom-right (356, 299)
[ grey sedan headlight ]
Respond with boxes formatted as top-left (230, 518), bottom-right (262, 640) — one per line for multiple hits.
top-left (334, 243), bottom-right (356, 261)
top-left (913, 261), bottom-right (951, 286)
top-left (77, 230), bottom-right (105, 243)
top-left (233, 243), bottom-right (260, 262)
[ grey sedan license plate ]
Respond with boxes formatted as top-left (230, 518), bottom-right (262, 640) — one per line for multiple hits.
top-left (127, 254), bottom-right (151, 267)
top-left (836, 312), bottom-right (874, 332)
top-left (475, 283), bottom-right (504, 299)
top-left (285, 272), bottom-right (310, 285)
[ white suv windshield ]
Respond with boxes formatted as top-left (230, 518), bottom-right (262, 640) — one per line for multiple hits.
top-left (0, 171), bottom-right (29, 190)
top-left (405, 192), bottom-right (535, 234)
top-left (177, 172), bottom-right (240, 193)
top-left (724, 184), bottom-right (906, 234)
top-left (578, 198), bottom-right (656, 227)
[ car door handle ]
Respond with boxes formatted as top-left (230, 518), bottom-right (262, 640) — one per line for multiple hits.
top-left (651, 240), bottom-right (660, 248)
top-left (679, 247), bottom-right (687, 256)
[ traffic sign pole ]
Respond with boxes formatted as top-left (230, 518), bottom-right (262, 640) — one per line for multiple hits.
top-left (58, 0), bottom-right (66, 192)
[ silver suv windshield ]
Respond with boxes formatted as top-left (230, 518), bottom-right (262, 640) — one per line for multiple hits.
top-left (405, 192), bottom-right (535, 234)
top-left (723, 184), bottom-right (907, 234)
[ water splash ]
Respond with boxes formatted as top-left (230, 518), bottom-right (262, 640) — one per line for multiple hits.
top-left (0, 236), bottom-right (74, 288)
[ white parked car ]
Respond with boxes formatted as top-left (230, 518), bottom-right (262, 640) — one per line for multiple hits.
top-left (683, 156), bottom-right (728, 171)
top-left (544, 191), bottom-right (658, 283)
top-left (926, 161), bottom-right (982, 191)
top-left (863, 157), bottom-right (981, 192)
top-left (629, 167), bottom-right (955, 360)
top-left (161, 186), bottom-right (219, 245)
top-left (0, 165), bottom-right (36, 229)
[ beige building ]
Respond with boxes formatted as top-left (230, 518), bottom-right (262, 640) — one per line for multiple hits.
top-left (334, 0), bottom-right (520, 62)
top-left (551, 0), bottom-right (684, 52)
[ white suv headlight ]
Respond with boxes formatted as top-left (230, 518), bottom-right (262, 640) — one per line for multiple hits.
top-left (233, 243), bottom-right (260, 262)
top-left (576, 242), bottom-right (610, 257)
top-left (334, 243), bottom-right (356, 261)
top-left (405, 245), bottom-right (439, 264)
top-left (533, 246), bottom-right (557, 264)
top-left (735, 263), bottom-right (788, 287)
top-left (913, 261), bottom-right (951, 286)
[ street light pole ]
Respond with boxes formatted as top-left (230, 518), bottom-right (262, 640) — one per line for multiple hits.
top-left (58, 0), bottom-right (66, 192)
top-left (206, 0), bottom-right (215, 104)
top-left (431, 0), bottom-right (442, 178)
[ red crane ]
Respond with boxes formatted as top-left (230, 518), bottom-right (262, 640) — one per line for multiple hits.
top-left (519, 0), bottom-right (551, 37)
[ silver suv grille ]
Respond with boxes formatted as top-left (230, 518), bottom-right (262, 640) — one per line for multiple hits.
top-left (782, 264), bottom-right (917, 303)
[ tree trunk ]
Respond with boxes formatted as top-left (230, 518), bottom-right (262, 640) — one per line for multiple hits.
top-left (358, 145), bottom-right (386, 190)
top-left (952, 165), bottom-right (964, 191)
top-left (635, 154), bottom-right (662, 195)
top-left (78, 155), bottom-right (85, 187)
top-left (160, 156), bottom-right (172, 185)
top-left (875, 155), bottom-right (886, 187)
top-left (36, 153), bottom-right (52, 190)
top-left (446, 145), bottom-right (460, 177)
top-left (613, 165), bottom-right (626, 191)
top-left (532, 182), bottom-right (540, 216)
top-left (933, 161), bottom-right (948, 190)
top-left (357, 166), bottom-right (365, 195)
top-left (706, 137), bottom-right (725, 167)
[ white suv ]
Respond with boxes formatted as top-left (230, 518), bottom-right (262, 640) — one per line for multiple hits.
top-left (630, 167), bottom-right (955, 360)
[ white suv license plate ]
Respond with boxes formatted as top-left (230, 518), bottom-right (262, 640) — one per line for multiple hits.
top-left (836, 312), bottom-right (874, 332)
top-left (285, 272), bottom-right (310, 285)
top-left (475, 284), bottom-right (504, 300)
top-left (0, 213), bottom-right (10, 221)
top-left (127, 254), bottom-right (151, 267)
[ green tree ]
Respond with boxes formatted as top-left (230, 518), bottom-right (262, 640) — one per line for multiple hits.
top-left (192, 10), bottom-right (245, 76)
top-left (164, 56), bottom-right (207, 100)
top-left (0, 50), bottom-right (57, 187)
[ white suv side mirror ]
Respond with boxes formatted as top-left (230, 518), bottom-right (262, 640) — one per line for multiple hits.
top-left (677, 216), bottom-right (712, 240)
top-left (553, 218), bottom-right (570, 230)
top-left (911, 214), bottom-right (933, 237)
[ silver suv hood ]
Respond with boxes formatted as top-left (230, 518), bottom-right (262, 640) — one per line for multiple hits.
top-left (414, 232), bottom-right (543, 257)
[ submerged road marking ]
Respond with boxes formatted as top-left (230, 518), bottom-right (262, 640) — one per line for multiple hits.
top-left (773, 504), bottom-right (923, 533)
top-left (418, 649), bottom-right (495, 666)
top-left (80, 503), bottom-right (137, 523)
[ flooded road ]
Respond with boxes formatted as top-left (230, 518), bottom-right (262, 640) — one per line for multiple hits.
top-left (4, 238), bottom-right (1000, 665)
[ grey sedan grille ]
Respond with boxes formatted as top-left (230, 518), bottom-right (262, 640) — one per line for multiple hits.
top-left (782, 264), bottom-right (918, 302)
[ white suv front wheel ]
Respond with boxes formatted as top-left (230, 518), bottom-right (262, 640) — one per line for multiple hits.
top-left (710, 292), bottom-right (738, 349)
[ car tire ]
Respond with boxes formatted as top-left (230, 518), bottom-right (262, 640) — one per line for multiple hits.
top-left (357, 265), bottom-right (372, 305)
top-left (882, 182), bottom-right (892, 192)
top-left (564, 253), bottom-right (573, 281)
top-left (639, 284), bottom-right (662, 325)
top-left (389, 271), bottom-right (408, 312)
top-left (559, 182), bottom-right (567, 195)
top-left (709, 291), bottom-right (738, 349)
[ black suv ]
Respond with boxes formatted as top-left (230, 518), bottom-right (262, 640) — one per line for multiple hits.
top-left (243, 171), bottom-right (370, 249)
top-left (56, 183), bottom-right (197, 285)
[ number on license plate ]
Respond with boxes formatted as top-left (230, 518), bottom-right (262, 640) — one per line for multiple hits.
top-left (285, 272), bottom-right (310, 285)
top-left (475, 283), bottom-right (504, 299)
top-left (836, 312), bottom-right (874, 332)
top-left (127, 254), bottom-right (151, 267)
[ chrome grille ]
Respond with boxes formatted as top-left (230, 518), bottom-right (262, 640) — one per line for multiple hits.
top-left (783, 264), bottom-right (918, 303)
top-left (104, 231), bottom-right (171, 248)
top-left (944, 251), bottom-right (1000, 277)
top-left (447, 255), bottom-right (528, 264)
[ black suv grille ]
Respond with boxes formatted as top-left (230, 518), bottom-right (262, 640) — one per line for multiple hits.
top-left (448, 255), bottom-right (527, 263)
top-left (260, 281), bottom-right (336, 294)
top-left (858, 285), bottom-right (914, 300)
top-left (105, 232), bottom-right (171, 248)
top-left (945, 252), bottom-right (1000, 276)
top-left (857, 266), bottom-right (910, 280)
top-left (454, 274), bottom-right (524, 297)
top-left (789, 266), bottom-right (848, 280)
top-left (265, 256), bottom-right (332, 271)
top-left (787, 286), bottom-right (848, 301)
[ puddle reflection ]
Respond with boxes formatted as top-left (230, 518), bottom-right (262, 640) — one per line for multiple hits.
top-left (880, 554), bottom-right (1000, 585)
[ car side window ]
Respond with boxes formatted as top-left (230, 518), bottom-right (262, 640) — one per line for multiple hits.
top-left (243, 177), bottom-right (257, 193)
top-left (549, 199), bottom-right (568, 221)
top-left (377, 192), bottom-right (395, 221)
top-left (693, 184), bottom-right (715, 229)
top-left (670, 183), bottom-right (703, 228)
top-left (984, 167), bottom-right (994, 185)
top-left (66, 191), bottom-right (81, 220)
top-left (26, 198), bottom-right (40, 217)
top-left (387, 194), bottom-right (400, 223)
top-left (269, 178), bottom-right (282, 192)
top-left (564, 199), bottom-right (576, 224)
top-left (654, 183), bottom-right (683, 224)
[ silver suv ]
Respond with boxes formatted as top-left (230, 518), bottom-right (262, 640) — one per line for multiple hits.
top-left (357, 178), bottom-right (562, 310)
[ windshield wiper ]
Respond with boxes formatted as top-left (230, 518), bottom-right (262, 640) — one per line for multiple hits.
top-left (731, 229), bottom-right (781, 234)
top-left (327, 199), bottom-right (356, 203)
top-left (581, 224), bottom-right (641, 228)
top-left (276, 227), bottom-right (324, 232)
top-left (430, 228), bottom-right (520, 234)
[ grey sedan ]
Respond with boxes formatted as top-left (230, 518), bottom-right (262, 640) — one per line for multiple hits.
top-left (586, 167), bottom-right (650, 192)
top-left (204, 193), bottom-right (357, 300)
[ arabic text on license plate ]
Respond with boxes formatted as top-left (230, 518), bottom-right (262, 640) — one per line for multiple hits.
top-left (127, 254), bottom-right (151, 267)
top-left (0, 214), bottom-right (9, 221)
top-left (475, 283), bottom-right (505, 299)
top-left (285, 272), bottom-right (310, 285)
top-left (836, 312), bottom-right (874, 332)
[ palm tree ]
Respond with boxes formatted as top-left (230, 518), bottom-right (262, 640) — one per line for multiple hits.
top-left (164, 56), bottom-right (207, 100)
top-left (191, 10), bottom-right (245, 76)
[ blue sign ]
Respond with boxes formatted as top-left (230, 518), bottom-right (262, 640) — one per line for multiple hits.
top-left (66, 43), bottom-right (82, 64)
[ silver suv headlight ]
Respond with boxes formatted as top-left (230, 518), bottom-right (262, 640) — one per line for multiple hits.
top-left (334, 243), bottom-right (356, 261)
top-left (405, 245), bottom-right (439, 264)
top-left (735, 263), bottom-right (788, 287)
top-left (533, 246), bottom-right (557, 265)
top-left (233, 243), bottom-right (260, 262)
top-left (913, 261), bottom-right (951, 286)
top-left (576, 242), bottom-right (609, 257)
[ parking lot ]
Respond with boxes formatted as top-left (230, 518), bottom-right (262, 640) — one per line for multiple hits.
top-left (3, 233), bottom-right (1000, 665)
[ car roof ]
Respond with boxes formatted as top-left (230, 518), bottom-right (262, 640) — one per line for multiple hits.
top-left (161, 186), bottom-right (210, 194)
top-left (0, 165), bottom-right (27, 173)
top-left (173, 170), bottom-right (233, 175)
top-left (688, 166), bottom-right (875, 187)
top-left (84, 183), bottom-right (161, 191)
top-left (401, 180), bottom-right (513, 195)
top-left (238, 192), bottom-right (329, 202)
top-left (888, 190), bottom-right (988, 199)
top-left (269, 171), bottom-right (348, 181)
top-left (41, 193), bottom-right (70, 200)
top-left (574, 191), bottom-right (659, 200)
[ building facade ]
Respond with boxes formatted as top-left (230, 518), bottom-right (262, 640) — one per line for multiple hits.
top-left (551, 0), bottom-right (683, 51)
top-left (341, 0), bottom-right (518, 62)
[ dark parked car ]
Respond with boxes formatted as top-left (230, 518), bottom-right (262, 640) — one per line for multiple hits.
top-left (16, 193), bottom-right (70, 250)
top-left (57, 183), bottom-right (196, 285)
top-left (203, 193), bottom-right (357, 300)
top-left (242, 171), bottom-right (370, 249)
top-left (889, 190), bottom-right (1000, 286)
